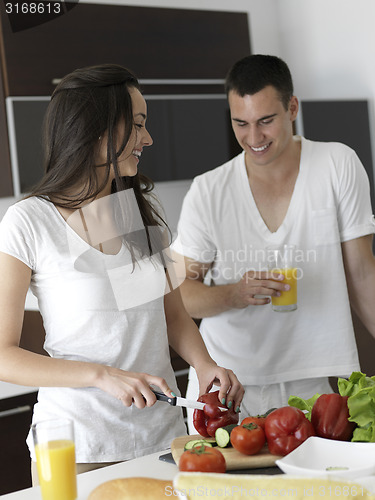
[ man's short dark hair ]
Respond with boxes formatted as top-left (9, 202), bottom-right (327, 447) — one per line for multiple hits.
top-left (225, 54), bottom-right (294, 110)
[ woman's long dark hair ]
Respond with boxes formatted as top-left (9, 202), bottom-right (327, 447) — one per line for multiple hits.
top-left (27, 64), bottom-right (170, 257)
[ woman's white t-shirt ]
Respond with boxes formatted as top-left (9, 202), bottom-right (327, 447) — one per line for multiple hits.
top-left (0, 195), bottom-right (186, 462)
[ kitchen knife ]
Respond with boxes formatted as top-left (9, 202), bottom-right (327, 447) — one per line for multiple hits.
top-left (152, 390), bottom-right (227, 411)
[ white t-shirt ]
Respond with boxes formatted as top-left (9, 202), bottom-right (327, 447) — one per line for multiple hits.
top-left (173, 136), bottom-right (375, 385)
top-left (0, 196), bottom-right (186, 462)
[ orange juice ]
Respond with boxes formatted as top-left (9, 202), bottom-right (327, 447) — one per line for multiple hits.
top-left (272, 267), bottom-right (297, 306)
top-left (35, 439), bottom-right (77, 500)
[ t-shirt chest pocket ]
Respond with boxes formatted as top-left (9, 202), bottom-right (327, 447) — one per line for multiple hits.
top-left (312, 207), bottom-right (340, 246)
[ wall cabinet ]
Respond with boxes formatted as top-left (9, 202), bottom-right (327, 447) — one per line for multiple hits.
top-left (0, 391), bottom-right (38, 495)
top-left (0, 58), bottom-right (12, 197)
top-left (0, 1), bottom-right (250, 196)
top-left (0, 311), bottom-right (45, 495)
top-left (352, 311), bottom-right (375, 377)
top-left (7, 94), bottom-right (242, 193)
top-left (0, 3), bottom-right (250, 96)
top-left (300, 100), bottom-right (375, 220)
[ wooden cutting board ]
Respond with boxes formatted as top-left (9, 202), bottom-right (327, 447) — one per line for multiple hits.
top-left (171, 434), bottom-right (282, 470)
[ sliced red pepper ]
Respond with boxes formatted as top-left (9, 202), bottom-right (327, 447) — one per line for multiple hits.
top-left (311, 393), bottom-right (356, 441)
top-left (193, 390), bottom-right (239, 437)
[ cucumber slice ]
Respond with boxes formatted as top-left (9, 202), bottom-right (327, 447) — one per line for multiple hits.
top-left (184, 439), bottom-right (213, 451)
top-left (215, 424), bottom-right (238, 448)
top-left (263, 407), bottom-right (277, 417)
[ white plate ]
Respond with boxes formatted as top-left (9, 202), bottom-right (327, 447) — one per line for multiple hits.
top-left (276, 436), bottom-right (375, 480)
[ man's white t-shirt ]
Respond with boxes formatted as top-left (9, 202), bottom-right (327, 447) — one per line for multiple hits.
top-left (173, 136), bottom-right (375, 385)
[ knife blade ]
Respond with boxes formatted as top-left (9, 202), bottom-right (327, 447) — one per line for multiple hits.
top-left (152, 390), bottom-right (228, 411)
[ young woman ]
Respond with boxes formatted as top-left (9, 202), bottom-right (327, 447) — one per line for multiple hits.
top-left (0, 64), bottom-right (244, 478)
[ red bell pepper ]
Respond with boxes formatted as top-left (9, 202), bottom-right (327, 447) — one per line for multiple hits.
top-left (311, 393), bottom-right (356, 441)
top-left (264, 406), bottom-right (315, 456)
top-left (193, 390), bottom-right (239, 437)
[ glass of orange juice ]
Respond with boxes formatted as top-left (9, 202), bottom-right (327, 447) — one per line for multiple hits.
top-left (32, 418), bottom-right (77, 500)
top-left (266, 244), bottom-right (298, 312)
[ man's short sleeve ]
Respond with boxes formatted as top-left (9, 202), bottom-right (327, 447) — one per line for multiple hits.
top-left (336, 148), bottom-right (375, 242)
top-left (172, 177), bottom-right (216, 264)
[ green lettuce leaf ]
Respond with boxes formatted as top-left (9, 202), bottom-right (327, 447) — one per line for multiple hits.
top-left (352, 424), bottom-right (375, 442)
top-left (288, 393), bottom-right (320, 421)
top-left (338, 371), bottom-right (375, 442)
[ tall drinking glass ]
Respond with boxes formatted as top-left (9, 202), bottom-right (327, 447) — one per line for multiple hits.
top-left (266, 244), bottom-right (298, 312)
top-left (32, 418), bottom-right (77, 500)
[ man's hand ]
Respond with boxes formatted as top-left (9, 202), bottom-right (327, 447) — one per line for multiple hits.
top-left (228, 270), bottom-right (290, 308)
top-left (178, 255), bottom-right (291, 318)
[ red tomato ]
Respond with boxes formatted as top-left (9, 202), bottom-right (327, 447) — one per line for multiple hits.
top-left (230, 423), bottom-right (266, 455)
top-left (179, 445), bottom-right (226, 473)
top-left (265, 406), bottom-right (315, 456)
top-left (241, 416), bottom-right (266, 430)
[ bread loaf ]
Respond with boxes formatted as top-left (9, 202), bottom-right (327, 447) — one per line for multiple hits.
top-left (87, 477), bottom-right (174, 499)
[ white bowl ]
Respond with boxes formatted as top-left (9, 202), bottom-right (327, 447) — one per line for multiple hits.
top-left (276, 436), bottom-right (375, 480)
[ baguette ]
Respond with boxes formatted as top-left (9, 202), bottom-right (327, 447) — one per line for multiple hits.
top-left (87, 477), bottom-right (173, 500)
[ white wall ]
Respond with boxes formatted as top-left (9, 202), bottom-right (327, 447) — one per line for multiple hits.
top-left (275, 0), bottom-right (375, 176)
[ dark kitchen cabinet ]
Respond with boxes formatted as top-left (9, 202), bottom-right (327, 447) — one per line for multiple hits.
top-left (0, 2), bottom-right (250, 97)
top-left (170, 347), bottom-right (189, 400)
top-left (0, 1), bottom-right (250, 197)
top-left (0, 310), bottom-right (46, 495)
top-left (0, 391), bottom-right (38, 495)
top-left (352, 311), bottom-right (375, 377)
top-left (0, 58), bottom-right (12, 197)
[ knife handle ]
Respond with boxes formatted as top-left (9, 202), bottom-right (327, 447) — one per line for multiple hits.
top-left (152, 390), bottom-right (177, 406)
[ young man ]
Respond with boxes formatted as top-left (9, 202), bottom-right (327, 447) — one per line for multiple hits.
top-left (172, 54), bottom-right (375, 430)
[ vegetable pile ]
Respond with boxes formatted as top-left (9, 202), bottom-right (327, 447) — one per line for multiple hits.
top-left (289, 372), bottom-right (375, 443)
top-left (184, 404), bottom-right (311, 464)
top-left (179, 374), bottom-right (375, 472)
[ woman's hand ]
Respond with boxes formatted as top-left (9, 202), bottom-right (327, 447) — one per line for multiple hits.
top-left (95, 366), bottom-right (175, 409)
top-left (195, 362), bottom-right (244, 413)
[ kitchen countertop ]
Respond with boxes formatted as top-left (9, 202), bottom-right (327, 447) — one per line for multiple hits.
top-left (2, 449), bottom-right (375, 500)
top-left (0, 449), bottom-right (178, 499)
top-left (0, 381), bottom-right (36, 400)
